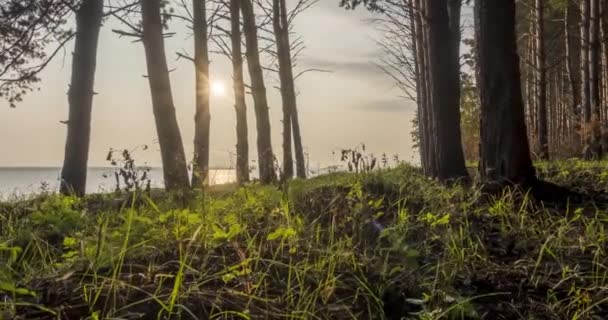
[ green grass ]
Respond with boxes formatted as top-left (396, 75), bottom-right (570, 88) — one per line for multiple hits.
top-left (1, 161), bottom-right (608, 319)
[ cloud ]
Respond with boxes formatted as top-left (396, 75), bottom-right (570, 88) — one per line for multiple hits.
top-left (300, 56), bottom-right (385, 78)
top-left (351, 98), bottom-right (416, 113)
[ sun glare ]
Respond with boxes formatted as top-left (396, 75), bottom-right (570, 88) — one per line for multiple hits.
top-left (211, 81), bottom-right (226, 97)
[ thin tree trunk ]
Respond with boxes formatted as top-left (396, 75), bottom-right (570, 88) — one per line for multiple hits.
top-left (273, 0), bottom-right (293, 180)
top-left (274, 0), bottom-right (306, 179)
top-left (141, 0), bottom-right (190, 191)
top-left (581, 0), bottom-right (591, 125)
top-left (230, 0), bottom-right (249, 184)
top-left (192, 0), bottom-right (211, 188)
top-left (602, 1), bottom-right (608, 129)
top-left (535, 0), bottom-right (549, 159)
top-left (60, 0), bottom-right (104, 196)
top-left (565, 0), bottom-right (581, 149)
top-left (475, 0), bottom-right (535, 184)
top-left (414, 0), bottom-right (430, 174)
top-left (424, 0), bottom-right (468, 182)
top-left (410, 0), bottom-right (426, 170)
top-left (241, 0), bottom-right (276, 183)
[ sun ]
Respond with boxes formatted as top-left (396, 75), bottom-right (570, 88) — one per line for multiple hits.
top-left (211, 81), bottom-right (226, 97)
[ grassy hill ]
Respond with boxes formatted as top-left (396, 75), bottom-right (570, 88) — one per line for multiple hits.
top-left (1, 161), bottom-right (608, 319)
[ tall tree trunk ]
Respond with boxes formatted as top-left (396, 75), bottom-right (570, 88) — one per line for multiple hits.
top-left (589, 0), bottom-right (602, 157)
top-left (420, 0), bottom-right (434, 175)
top-left (241, 0), bottom-right (276, 183)
top-left (414, 0), bottom-right (431, 174)
top-left (274, 0), bottom-right (306, 179)
top-left (141, 0), bottom-right (190, 191)
top-left (602, 1), bottom-right (608, 127)
top-left (273, 0), bottom-right (293, 180)
top-left (535, 0), bottom-right (549, 159)
top-left (424, 0), bottom-right (468, 182)
top-left (192, 0), bottom-right (211, 188)
top-left (60, 0), bottom-right (104, 196)
top-left (282, 0), bottom-right (306, 179)
top-left (564, 0), bottom-right (581, 149)
top-left (475, 0), bottom-right (535, 184)
top-left (581, 0), bottom-right (591, 126)
top-left (410, 0), bottom-right (426, 171)
top-left (230, 0), bottom-right (250, 184)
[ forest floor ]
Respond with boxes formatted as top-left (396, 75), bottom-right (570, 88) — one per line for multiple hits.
top-left (1, 160), bottom-right (608, 319)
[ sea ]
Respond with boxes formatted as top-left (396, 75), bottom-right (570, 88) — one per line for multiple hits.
top-left (0, 167), bottom-right (236, 200)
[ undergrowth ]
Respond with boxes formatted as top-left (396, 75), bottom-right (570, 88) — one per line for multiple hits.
top-left (1, 161), bottom-right (608, 319)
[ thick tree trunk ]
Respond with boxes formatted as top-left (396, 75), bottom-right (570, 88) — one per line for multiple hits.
top-left (141, 0), bottom-right (190, 191)
top-left (424, 0), bottom-right (468, 182)
top-left (241, 0), bottom-right (276, 183)
top-left (192, 0), bottom-right (211, 188)
top-left (535, 0), bottom-right (549, 159)
top-left (60, 0), bottom-right (103, 196)
top-left (589, 0), bottom-right (602, 158)
top-left (230, 0), bottom-right (249, 184)
top-left (475, 0), bottom-right (535, 184)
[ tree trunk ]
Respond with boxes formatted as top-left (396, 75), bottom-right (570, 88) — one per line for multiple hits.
top-left (281, 0), bottom-right (306, 179)
top-left (424, 0), bottom-right (468, 182)
top-left (60, 0), bottom-right (104, 196)
top-left (535, 0), bottom-right (549, 159)
top-left (410, 0), bottom-right (426, 171)
top-left (273, 0), bottom-right (293, 180)
top-left (564, 0), bottom-right (581, 149)
top-left (414, 0), bottom-right (430, 174)
top-left (420, 0), bottom-right (434, 176)
top-left (241, 0), bottom-right (276, 183)
top-left (192, 0), bottom-right (211, 188)
top-left (274, 0), bottom-right (306, 179)
top-left (230, 0), bottom-right (250, 184)
top-left (141, 0), bottom-right (190, 191)
top-left (475, 0), bottom-right (535, 184)
top-left (589, 0), bottom-right (602, 157)
top-left (581, 0), bottom-right (591, 125)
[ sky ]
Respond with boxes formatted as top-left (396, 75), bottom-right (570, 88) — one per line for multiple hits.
top-left (0, 0), bottom-right (418, 169)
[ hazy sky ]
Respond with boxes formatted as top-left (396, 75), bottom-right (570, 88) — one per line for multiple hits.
top-left (0, 1), bottom-right (417, 169)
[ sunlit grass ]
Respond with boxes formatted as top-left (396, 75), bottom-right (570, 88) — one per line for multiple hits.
top-left (1, 161), bottom-right (608, 319)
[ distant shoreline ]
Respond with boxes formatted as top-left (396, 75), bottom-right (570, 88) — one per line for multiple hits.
top-left (0, 166), bottom-right (236, 170)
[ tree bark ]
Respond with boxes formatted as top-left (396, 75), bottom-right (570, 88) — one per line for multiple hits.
top-left (241, 0), bottom-right (276, 183)
top-left (581, 0), bottom-right (591, 125)
top-left (230, 0), bottom-right (250, 184)
top-left (564, 0), bottom-right (581, 149)
top-left (60, 0), bottom-right (104, 196)
top-left (424, 0), bottom-right (468, 182)
top-left (410, 0), bottom-right (426, 171)
top-left (141, 0), bottom-right (190, 191)
top-left (273, 0), bottom-right (306, 179)
top-left (192, 0), bottom-right (211, 188)
top-left (535, 0), bottom-right (549, 159)
top-left (475, 0), bottom-right (535, 184)
top-left (273, 0), bottom-right (293, 180)
top-left (589, 0), bottom-right (602, 157)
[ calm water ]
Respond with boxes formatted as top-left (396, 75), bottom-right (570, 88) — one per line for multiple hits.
top-left (0, 167), bottom-right (236, 199)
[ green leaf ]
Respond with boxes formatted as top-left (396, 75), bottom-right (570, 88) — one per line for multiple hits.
top-left (0, 281), bottom-right (36, 297)
top-left (63, 237), bottom-right (77, 248)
